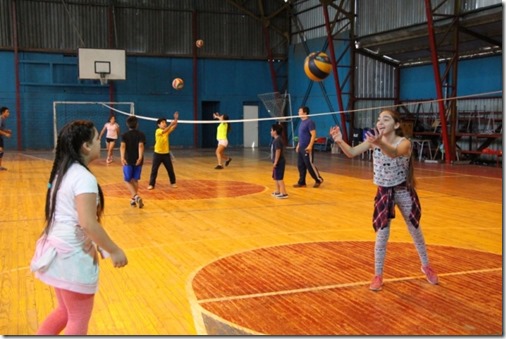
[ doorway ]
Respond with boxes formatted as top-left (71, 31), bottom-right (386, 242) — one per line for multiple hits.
top-left (243, 105), bottom-right (258, 148)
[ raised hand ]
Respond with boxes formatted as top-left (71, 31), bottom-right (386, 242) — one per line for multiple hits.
top-left (364, 128), bottom-right (383, 145)
top-left (329, 126), bottom-right (343, 143)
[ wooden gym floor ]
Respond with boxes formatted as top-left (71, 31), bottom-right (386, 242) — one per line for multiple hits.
top-left (0, 147), bottom-right (502, 335)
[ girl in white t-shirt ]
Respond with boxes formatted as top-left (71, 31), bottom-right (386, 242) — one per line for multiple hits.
top-left (31, 120), bottom-right (128, 335)
top-left (329, 109), bottom-right (438, 292)
top-left (99, 115), bottom-right (120, 163)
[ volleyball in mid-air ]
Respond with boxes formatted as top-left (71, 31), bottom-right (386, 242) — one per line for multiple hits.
top-left (304, 51), bottom-right (332, 81)
top-left (196, 39), bottom-right (204, 48)
top-left (172, 78), bottom-right (184, 90)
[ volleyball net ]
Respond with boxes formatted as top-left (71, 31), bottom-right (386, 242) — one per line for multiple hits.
top-left (53, 101), bottom-right (135, 149)
top-left (52, 91), bottom-right (502, 149)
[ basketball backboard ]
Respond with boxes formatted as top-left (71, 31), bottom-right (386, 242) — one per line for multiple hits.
top-left (78, 48), bottom-right (126, 81)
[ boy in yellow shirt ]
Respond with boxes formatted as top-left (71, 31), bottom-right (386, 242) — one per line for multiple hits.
top-left (147, 111), bottom-right (178, 189)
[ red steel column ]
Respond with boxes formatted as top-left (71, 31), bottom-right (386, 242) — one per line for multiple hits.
top-left (424, 0), bottom-right (451, 164)
top-left (263, 22), bottom-right (279, 94)
top-left (322, 4), bottom-right (348, 143)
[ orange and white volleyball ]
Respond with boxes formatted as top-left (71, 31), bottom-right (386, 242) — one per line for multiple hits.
top-left (196, 39), bottom-right (204, 48)
top-left (172, 78), bottom-right (184, 90)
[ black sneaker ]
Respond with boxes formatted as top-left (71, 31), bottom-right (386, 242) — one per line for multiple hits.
top-left (225, 158), bottom-right (232, 166)
top-left (314, 177), bottom-right (324, 188)
top-left (130, 199), bottom-right (137, 207)
top-left (215, 165), bottom-right (224, 170)
top-left (293, 183), bottom-right (306, 188)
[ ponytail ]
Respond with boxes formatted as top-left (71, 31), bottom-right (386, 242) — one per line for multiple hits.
top-left (43, 120), bottom-right (104, 235)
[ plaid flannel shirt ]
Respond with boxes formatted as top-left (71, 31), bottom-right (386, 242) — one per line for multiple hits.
top-left (372, 183), bottom-right (421, 232)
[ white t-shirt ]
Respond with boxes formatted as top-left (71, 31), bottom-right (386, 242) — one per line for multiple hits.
top-left (31, 163), bottom-right (101, 294)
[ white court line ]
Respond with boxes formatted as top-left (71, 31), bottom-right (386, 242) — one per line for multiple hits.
top-left (414, 168), bottom-right (503, 180)
top-left (197, 267), bottom-right (502, 304)
top-left (19, 152), bottom-right (52, 162)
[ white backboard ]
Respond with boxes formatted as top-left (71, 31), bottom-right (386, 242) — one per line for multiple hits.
top-left (78, 48), bottom-right (126, 80)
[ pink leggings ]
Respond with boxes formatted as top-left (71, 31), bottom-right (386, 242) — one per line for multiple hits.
top-left (36, 287), bottom-right (95, 335)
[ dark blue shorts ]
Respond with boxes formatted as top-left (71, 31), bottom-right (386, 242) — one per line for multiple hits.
top-left (123, 164), bottom-right (142, 182)
top-left (272, 159), bottom-right (285, 180)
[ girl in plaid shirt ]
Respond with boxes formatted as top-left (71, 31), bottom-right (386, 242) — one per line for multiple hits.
top-left (330, 109), bottom-right (438, 291)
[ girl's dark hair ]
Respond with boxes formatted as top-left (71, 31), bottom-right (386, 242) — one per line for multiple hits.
top-left (222, 114), bottom-right (231, 134)
top-left (382, 109), bottom-right (416, 188)
top-left (44, 120), bottom-right (104, 235)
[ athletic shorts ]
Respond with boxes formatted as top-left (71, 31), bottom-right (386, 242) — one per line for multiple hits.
top-left (123, 164), bottom-right (142, 182)
top-left (217, 139), bottom-right (228, 147)
top-left (272, 159), bottom-right (286, 180)
top-left (106, 138), bottom-right (117, 143)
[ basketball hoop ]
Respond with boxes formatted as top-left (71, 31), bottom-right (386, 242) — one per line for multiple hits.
top-left (94, 60), bottom-right (111, 86)
top-left (78, 49), bottom-right (126, 84)
top-left (258, 92), bottom-right (288, 119)
top-left (258, 91), bottom-right (295, 148)
top-left (99, 73), bottom-right (108, 85)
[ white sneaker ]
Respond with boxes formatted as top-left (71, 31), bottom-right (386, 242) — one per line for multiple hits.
top-left (171, 184), bottom-right (178, 188)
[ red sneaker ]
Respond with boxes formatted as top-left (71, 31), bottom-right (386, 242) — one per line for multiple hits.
top-left (369, 275), bottom-right (383, 291)
top-left (421, 265), bottom-right (439, 285)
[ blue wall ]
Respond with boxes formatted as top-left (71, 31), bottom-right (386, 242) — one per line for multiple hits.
top-left (0, 49), bottom-right (501, 150)
top-left (0, 51), bottom-right (276, 150)
top-left (400, 55), bottom-right (502, 99)
top-left (287, 37), bottom-right (350, 140)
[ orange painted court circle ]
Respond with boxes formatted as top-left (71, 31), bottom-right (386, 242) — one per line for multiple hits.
top-left (102, 179), bottom-right (265, 200)
top-left (189, 241), bottom-right (502, 335)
